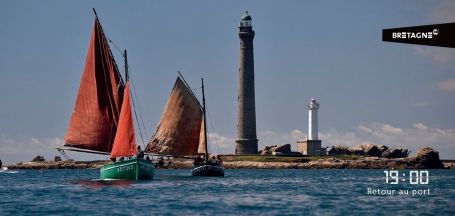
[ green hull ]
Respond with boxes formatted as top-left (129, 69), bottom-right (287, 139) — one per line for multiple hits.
top-left (100, 158), bottom-right (154, 180)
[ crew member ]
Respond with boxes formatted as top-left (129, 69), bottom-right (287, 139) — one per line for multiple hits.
top-left (217, 155), bottom-right (223, 165)
top-left (211, 156), bottom-right (217, 165)
top-left (155, 156), bottom-right (165, 168)
top-left (137, 146), bottom-right (144, 159)
top-left (193, 156), bottom-right (202, 166)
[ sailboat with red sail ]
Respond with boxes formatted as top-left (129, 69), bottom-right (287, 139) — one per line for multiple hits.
top-left (60, 9), bottom-right (153, 180)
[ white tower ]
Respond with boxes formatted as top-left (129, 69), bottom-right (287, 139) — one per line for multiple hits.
top-left (297, 98), bottom-right (323, 156)
top-left (308, 98), bottom-right (319, 140)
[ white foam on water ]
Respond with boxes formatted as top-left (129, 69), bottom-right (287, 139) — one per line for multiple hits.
top-left (0, 167), bottom-right (20, 173)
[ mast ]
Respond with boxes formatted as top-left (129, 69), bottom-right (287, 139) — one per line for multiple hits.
top-left (92, 8), bottom-right (98, 18)
top-left (201, 78), bottom-right (209, 161)
top-left (124, 50), bottom-right (128, 81)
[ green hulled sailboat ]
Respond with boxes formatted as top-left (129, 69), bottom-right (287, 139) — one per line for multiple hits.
top-left (100, 158), bottom-right (154, 180)
top-left (61, 9), bottom-right (153, 180)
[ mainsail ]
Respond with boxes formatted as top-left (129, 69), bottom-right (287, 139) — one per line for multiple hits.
top-left (64, 17), bottom-right (124, 153)
top-left (110, 81), bottom-right (136, 158)
top-left (145, 77), bottom-right (203, 156)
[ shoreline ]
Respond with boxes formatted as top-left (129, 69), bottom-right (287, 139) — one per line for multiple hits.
top-left (6, 157), bottom-right (455, 170)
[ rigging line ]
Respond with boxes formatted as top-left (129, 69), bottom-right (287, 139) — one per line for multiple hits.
top-left (177, 71), bottom-right (202, 109)
top-left (192, 87), bottom-right (202, 92)
top-left (95, 19), bottom-right (123, 85)
top-left (130, 68), bottom-right (148, 137)
top-left (128, 71), bottom-right (146, 147)
top-left (108, 38), bottom-right (124, 56)
top-left (127, 67), bottom-right (149, 140)
top-left (130, 87), bottom-right (145, 146)
top-left (206, 107), bottom-right (221, 154)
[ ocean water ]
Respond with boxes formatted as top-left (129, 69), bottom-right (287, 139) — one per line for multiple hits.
top-left (0, 169), bottom-right (454, 215)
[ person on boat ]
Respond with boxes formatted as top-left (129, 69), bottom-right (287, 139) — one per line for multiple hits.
top-left (210, 156), bottom-right (217, 165)
top-left (193, 156), bottom-right (200, 166)
top-left (145, 155), bottom-right (150, 161)
top-left (194, 156), bottom-right (204, 166)
top-left (111, 157), bottom-right (117, 163)
top-left (217, 155), bottom-right (223, 165)
top-left (155, 156), bottom-right (165, 168)
top-left (137, 146), bottom-right (144, 159)
top-left (119, 157), bottom-right (124, 161)
top-left (0, 159), bottom-right (2, 169)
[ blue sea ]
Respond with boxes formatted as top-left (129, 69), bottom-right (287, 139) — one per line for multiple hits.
top-left (0, 169), bottom-right (454, 215)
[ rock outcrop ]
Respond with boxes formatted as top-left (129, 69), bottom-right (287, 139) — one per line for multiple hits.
top-left (274, 144), bottom-right (291, 153)
top-left (329, 144), bottom-right (409, 158)
top-left (327, 146), bottom-right (350, 155)
top-left (32, 156), bottom-right (45, 162)
top-left (362, 144), bottom-right (384, 157)
top-left (259, 144), bottom-right (298, 155)
top-left (414, 147), bottom-right (444, 169)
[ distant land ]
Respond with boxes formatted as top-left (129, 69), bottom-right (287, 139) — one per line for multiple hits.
top-left (6, 147), bottom-right (454, 170)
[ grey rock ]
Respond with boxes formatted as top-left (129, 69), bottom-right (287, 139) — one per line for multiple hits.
top-left (274, 144), bottom-right (291, 153)
top-left (382, 148), bottom-right (409, 158)
top-left (415, 147), bottom-right (444, 169)
top-left (32, 155), bottom-right (45, 162)
top-left (328, 146), bottom-right (350, 156)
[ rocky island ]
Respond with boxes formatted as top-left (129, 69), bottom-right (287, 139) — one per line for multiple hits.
top-left (5, 147), bottom-right (454, 170)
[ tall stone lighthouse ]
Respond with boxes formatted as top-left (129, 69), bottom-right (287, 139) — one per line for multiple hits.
top-left (236, 11), bottom-right (258, 155)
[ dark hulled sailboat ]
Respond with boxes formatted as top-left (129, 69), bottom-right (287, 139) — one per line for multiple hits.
top-left (145, 76), bottom-right (224, 177)
top-left (61, 10), bottom-right (153, 180)
top-left (191, 78), bottom-right (225, 177)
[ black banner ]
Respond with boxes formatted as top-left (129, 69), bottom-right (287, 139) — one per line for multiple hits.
top-left (382, 23), bottom-right (455, 48)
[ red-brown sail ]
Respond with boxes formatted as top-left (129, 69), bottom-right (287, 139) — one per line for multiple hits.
top-left (110, 82), bottom-right (136, 158)
top-left (64, 18), bottom-right (124, 153)
top-left (145, 77), bottom-right (203, 156)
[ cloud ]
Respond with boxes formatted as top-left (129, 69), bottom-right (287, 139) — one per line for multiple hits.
top-left (325, 122), bottom-right (455, 159)
top-left (429, 0), bottom-right (455, 22)
top-left (209, 122), bottom-right (455, 159)
top-left (207, 132), bottom-right (235, 154)
top-left (0, 135), bottom-right (63, 163)
top-left (0, 135), bottom-right (107, 163)
top-left (437, 79), bottom-right (455, 92)
top-left (414, 1), bottom-right (455, 65)
top-left (2, 122), bottom-right (454, 163)
top-left (414, 46), bottom-right (455, 65)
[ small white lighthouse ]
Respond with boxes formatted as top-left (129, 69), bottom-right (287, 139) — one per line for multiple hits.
top-left (297, 98), bottom-right (324, 155)
top-left (308, 98), bottom-right (319, 140)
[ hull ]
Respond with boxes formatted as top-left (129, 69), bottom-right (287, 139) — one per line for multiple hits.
top-left (100, 158), bottom-right (154, 180)
top-left (191, 164), bottom-right (225, 177)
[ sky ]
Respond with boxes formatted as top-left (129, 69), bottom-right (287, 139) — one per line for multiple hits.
top-left (1, 0), bottom-right (454, 163)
